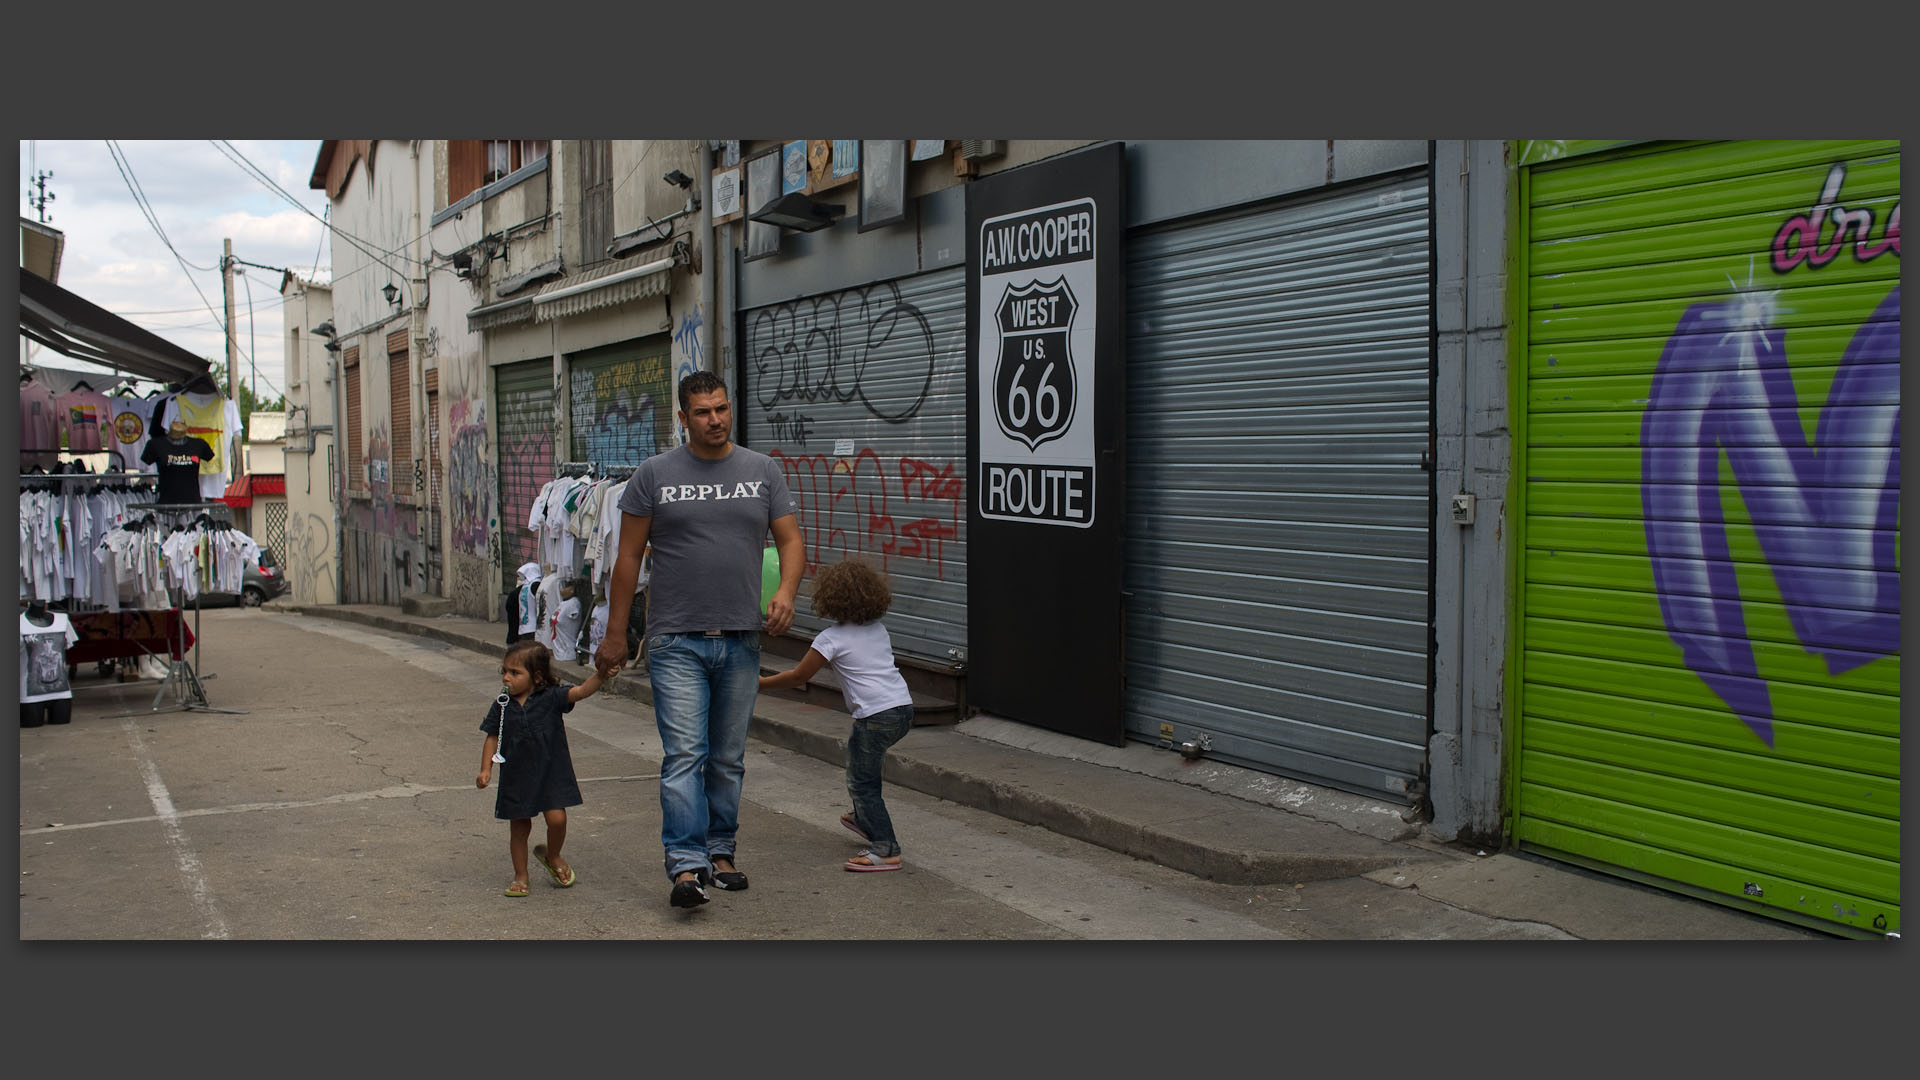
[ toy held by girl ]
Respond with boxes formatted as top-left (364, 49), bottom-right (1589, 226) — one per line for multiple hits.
top-left (477, 640), bottom-right (606, 896)
top-left (758, 559), bottom-right (914, 872)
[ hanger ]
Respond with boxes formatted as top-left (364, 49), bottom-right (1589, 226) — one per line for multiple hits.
top-left (73, 379), bottom-right (95, 393)
top-left (184, 371), bottom-right (219, 395)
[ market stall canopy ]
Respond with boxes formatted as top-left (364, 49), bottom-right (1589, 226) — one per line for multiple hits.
top-left (220, 473), bottom-right (284, 508)
top-left (18, 268), bottom-right (212, 385)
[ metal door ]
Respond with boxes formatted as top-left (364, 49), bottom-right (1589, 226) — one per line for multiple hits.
top-left (740, 266), bottom-right (969, 663)
top-left (494, 359), bottom-right (555, 590)
top-left (567, 337), bottom-right (675, 467)
top-left (1512, 140), bottom-right (1900, 936)
top-left (1123, 170), bottom-right (1433, 800)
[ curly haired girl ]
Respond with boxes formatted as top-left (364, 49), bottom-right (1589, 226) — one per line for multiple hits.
top-left (759, 559), bottom-right (915, 871)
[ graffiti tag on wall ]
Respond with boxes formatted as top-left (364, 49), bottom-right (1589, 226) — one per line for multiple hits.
top-left (746, 276), bottom-right (963, 587)
top-left (1771, 163), bottom-right (1900, 274)
top-left (769, 448), bottom-right (964, 579)
top-left (749, 280), bottom-right (935, 423)
top-left (672, 306), bottom-right (705, 446)
top-left (569, 353), bottom-right (671, 467)
top-left (284, 511), bottom-right (334, 603)
top-left (447, 395), bottom-right (493, 555)
top-left (1644, 164), bottom-right (1900, 746)
top-left (496, 383), bottom-right (555, 573)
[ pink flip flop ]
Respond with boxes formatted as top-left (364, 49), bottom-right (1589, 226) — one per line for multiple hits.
top-left (845, 850), bottom-right (901, 872)
top-left (839, 813), bottom-right (870, 842)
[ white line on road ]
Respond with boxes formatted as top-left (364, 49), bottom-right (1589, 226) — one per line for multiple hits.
top-left (18, 773), bottom-right (662, 835)
top-left (121, 719), bottom-right (230, 940)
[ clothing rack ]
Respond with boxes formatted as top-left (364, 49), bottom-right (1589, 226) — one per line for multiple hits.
top-left (103, 500), bottom-right (247, 717)
top-left (555, 461), bottom-right (638, 480)
top-left (17, 471), bottom-right (160, 618)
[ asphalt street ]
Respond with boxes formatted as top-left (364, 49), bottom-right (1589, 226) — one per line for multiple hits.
top-left (16, 608), bottom-right (1375, 940)
top-left (20, 605), bottom-right (1841, 941)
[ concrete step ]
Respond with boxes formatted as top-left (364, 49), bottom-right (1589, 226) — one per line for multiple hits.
top-left (399, 593), bottom-right (453, 618)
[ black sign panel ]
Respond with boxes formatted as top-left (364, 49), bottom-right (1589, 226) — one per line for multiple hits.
top-left (967, 143), bottom-right (1125, 744)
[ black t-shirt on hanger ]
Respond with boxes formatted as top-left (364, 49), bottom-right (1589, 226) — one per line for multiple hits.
top-left (141, 434), bottom-right (215, 504)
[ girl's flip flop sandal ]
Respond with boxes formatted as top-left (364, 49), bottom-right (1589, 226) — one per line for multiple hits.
top-left (845, 850), bottom-right (902, 872)
top-left (533, 844), bottom-right (576, 888)
top-left (839, 814), bottom-right (870, 842)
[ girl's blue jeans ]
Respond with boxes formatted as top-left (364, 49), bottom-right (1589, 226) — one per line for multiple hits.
top-left (845, 704), bottom-right (914, 857)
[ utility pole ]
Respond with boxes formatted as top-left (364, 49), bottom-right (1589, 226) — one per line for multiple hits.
top-left (224, 238), bottom-right (242, 482)
top-left (223, 238), bottom-right (239, 396)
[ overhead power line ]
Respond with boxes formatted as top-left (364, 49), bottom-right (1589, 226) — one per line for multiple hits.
top-left (209, 140), bottom-right (419, 290)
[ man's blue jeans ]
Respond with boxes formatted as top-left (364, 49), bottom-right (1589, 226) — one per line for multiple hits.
top-left (845, 704), bottom-right (914, 857)
top-left (647, 630), bottom-right (760, 882)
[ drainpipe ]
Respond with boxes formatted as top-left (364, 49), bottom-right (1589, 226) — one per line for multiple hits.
top-left (698, 140), bottom-right (715, 376)
top-left (331, 341), bottom-right (347, 605)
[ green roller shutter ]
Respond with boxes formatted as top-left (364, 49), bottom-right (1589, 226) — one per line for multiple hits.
top-left (568, 337), bottom-right (675, 467)
top-left (1513, 140), bottom-right (1900, 936)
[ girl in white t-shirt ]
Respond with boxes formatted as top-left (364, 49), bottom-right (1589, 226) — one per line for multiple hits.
top-left (759, 559), bottom-right (915, 872)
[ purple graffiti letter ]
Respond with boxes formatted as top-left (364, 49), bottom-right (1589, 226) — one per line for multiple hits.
top-left (1642, 288), bottom-right (1900, 746)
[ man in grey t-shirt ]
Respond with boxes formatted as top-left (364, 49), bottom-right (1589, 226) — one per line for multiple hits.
top-left (595, 371), bottom-right (804, 909)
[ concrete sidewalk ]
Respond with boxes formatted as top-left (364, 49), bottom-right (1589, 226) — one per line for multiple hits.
top-left (273, 601), bottom-right (1828, 939)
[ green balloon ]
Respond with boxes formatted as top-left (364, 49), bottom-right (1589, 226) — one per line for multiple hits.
top-left (761, 546), bottom-right (780, 611)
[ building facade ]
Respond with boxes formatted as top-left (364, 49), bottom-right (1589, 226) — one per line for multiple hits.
top-left (300, 138), bottom-right (1898, 937)
top-left (279, 272), bottom-right (337, 605)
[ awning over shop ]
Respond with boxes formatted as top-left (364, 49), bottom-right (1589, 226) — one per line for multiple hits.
top-left (18, 269), bottom-right (212, 386)
top-left (531, 255), bottom-right (673, 323)
top-left (220, 473), bottom-right (285, 508)
top-left (466, 296), bottom-right (535, 333)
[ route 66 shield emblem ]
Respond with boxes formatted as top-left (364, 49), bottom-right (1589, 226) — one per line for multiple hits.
top-left (993, 278), bottom-right (1078, 450)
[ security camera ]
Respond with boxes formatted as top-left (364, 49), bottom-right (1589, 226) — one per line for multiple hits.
top-left (663, 169), bottom-right (694, 189)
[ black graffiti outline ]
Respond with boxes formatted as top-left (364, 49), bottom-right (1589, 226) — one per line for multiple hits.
top-left (748, 279), bottom-right (935, 423)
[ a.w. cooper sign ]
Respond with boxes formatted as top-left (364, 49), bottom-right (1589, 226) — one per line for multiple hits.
top-left (978, 199), bottom-right (1098, 526)
top-left (966, 142), bottom-right (1125, 744)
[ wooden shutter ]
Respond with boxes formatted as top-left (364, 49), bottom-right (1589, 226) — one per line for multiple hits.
top-left (387, 329), bottom-right (412, 500)
top-left (580, 140), bottom-right (613, 270)
top-left (448, 140), bottom-right (487, 204)
top-left (343, 345), bottom-right (363, 494)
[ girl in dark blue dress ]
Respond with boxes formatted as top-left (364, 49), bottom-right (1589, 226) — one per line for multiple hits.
top-left (477, 641), bottom-right (606, 896)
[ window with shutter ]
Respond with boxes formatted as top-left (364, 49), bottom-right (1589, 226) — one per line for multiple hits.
top-left (388, 331), bottom-right (412, 500)
top-left (344, 346), bottom-right (363, 495)
top-left (448, 140), bottom-right (551, 205)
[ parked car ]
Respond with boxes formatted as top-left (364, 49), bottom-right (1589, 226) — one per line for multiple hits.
top-left (201, 543), bottom-right (290, 608)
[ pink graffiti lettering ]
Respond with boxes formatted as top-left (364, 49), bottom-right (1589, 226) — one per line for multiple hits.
top-left (771, 449), bottom-right (963, 580)
top-left (1772, 162), bottom-right (1900, 274)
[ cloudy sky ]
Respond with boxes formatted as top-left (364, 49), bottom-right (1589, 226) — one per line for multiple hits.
top-left (20, 139), bottom-right (331, 401)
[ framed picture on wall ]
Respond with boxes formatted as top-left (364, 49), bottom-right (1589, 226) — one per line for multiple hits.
top-left (858, 139), bottom-right (907, 233)
top-left (745, 147), bottom-right (782, 261)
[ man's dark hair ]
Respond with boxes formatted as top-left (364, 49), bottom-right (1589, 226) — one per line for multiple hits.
top-left (678, 371), bottom-right (728, 411)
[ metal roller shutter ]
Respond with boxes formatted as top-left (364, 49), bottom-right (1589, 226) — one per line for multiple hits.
top-left (741, 266), bottom-right (969, 662)
top-left (567, 338), bottom-right (675, 467)
top-left (1124, 170), bottom-right (1433, 800)
top-left (1514, 140), bottom-right (1900, 936)
top-left (494, 359), bottom-right (555, 589)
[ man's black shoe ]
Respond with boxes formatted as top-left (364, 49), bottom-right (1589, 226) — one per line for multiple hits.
top-left (670, 877), bottom-right (709, 908)
top-left (711, 858), bottom-right (748, 891)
